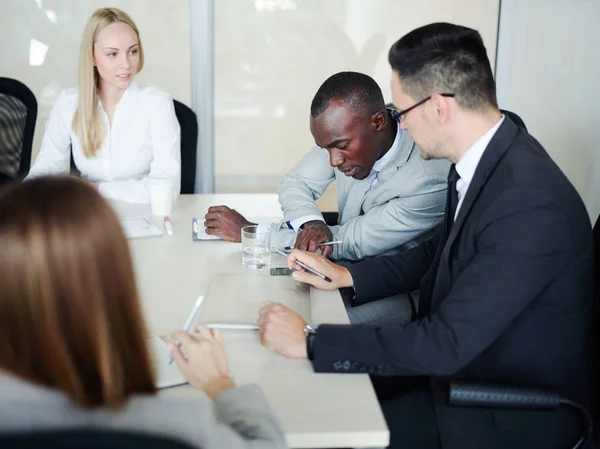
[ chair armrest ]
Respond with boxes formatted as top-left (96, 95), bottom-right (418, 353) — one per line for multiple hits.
top-left (448, 379), bottom-right (561, 410)
top-left (447, 380), bottom-right (592, 449)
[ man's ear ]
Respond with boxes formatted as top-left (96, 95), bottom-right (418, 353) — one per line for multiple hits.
top-left (371, 109), bottom-right (387, 131)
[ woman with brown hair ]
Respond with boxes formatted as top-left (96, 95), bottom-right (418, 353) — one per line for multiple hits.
top-left (0, 176), bottom-right (286, 449)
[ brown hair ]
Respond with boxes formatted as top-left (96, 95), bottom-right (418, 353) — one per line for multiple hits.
top-left (0, 176), bottom-right (156, 408)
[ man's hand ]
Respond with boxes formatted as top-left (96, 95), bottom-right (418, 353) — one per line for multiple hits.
top-left (287, 249), bottom-right (354, 290)
top-left (294, 220), bottom-right (334, 258)
top-left (258, 302), bottom-right (308, 359)
top-left (204, 206), bottom-right (253, 242)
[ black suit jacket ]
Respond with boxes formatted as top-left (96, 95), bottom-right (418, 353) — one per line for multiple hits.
top-left (311, 119), bottom-right (595, 448)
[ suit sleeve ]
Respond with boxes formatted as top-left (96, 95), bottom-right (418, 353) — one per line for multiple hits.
top-left (330, 174), bottom-right (447, 260)
top-left (277, 146), bottom-right (335, 223)
top-left (347, 228), bottom-right (441, 304)
top-left (311, 188), bottom-right (573, 375)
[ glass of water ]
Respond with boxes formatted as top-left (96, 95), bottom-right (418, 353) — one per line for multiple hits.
top-left (241, 225), bottom-right (272, 270)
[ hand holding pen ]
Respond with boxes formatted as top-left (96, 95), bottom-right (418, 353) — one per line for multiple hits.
top-left (273, 247), bottom-right (332, 283)
top-left (292, 221), bottom-right (335, 258)
top-left (276, 248), bottom-right (355, 291)
top-left (169, 324), bottom-right (235, 399)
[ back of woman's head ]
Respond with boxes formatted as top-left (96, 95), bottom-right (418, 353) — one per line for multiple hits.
top-left (0, 177), bottom-right (156, 408)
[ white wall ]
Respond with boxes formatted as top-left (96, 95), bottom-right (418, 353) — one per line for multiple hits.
top-left (496, 0), bottom-right (600, 220)
top-left (0, 0), bottom-right (191, 163)
top-left (213, 0), bottom-right (500, 209)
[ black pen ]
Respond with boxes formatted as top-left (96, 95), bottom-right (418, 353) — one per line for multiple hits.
top-left (273, 248), bottom-right (332, 283)
top-left (284, 240), bottom-right (343, 251)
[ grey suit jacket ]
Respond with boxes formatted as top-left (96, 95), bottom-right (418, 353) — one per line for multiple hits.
top-left (0, 375), bottom-right (287, 449)
top-left (277, 128), bottom-right (450, 260)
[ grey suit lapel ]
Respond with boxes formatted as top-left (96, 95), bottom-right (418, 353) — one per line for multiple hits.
top-left (354, 130), bottom-right (416, 212)
top-left (340, 174), bottom-right (372, 221)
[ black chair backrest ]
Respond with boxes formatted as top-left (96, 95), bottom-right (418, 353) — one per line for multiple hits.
top-left (173, 100), bottom-right (198, 194)
top-left (0, 77), bottom-right (37, 179)
top-left (500, 109), bottom-right (527, 130)
top-left (0, 428), bottom-right (197, 449)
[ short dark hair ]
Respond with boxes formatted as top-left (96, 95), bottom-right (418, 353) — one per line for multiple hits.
top-left (310, 71), bottom-right (385, 118)
top-left (388, 22), bottom-right (497, 111)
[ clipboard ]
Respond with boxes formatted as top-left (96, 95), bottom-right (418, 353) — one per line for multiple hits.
top-left (192, 218), bottom-right (221, 241)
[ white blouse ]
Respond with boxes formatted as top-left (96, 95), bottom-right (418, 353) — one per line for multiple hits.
top-left (28, 81), bottom-right (181, 203)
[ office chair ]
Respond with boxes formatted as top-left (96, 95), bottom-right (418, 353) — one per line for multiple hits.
top-left (447, 212), bottom-right (600, 449)
top-left (173, 100), bottom-right (198, 194)
top-left (0, 428), bottom-right (197, 449)
top-left (0, 77), bottom-right (37, 179)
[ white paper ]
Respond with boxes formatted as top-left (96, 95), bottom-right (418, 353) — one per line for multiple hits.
top-left (121, 217), bottom-right (163, 239)
top-left (202, 274), bottom-right (311, 325)
top-left (192, 218), bottom-right (221, 241)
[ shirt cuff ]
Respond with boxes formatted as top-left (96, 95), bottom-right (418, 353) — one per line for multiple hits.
top-left (257, 221), bottom-right (274, 235)
top-left (288, 214), bottom-right (325, 232)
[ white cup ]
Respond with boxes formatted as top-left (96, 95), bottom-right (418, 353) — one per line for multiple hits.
top-left (149, 177), bottom-right (173, 216)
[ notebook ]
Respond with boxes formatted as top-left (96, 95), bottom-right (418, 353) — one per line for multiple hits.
top-left (148, 335), bottom-right (187, 389)
top-left (201, 273), bottom-right (311, 326)
top-left (121, 217), bottom-right (163, 239)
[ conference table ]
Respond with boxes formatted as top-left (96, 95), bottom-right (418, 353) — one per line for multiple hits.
top-left (112, 194), bottom-right (389, 449)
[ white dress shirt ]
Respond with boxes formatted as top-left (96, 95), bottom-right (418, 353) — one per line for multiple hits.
top-left (454, 115), bottom-right (505, 219)
top-left (27, 81), bottom-right (181, 203)
top-left (287, 122), bottom-right (403, 231)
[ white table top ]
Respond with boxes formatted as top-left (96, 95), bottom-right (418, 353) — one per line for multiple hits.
top-left (112, 194), bottom-right (389, 449)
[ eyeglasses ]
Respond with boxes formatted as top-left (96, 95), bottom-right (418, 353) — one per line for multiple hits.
top-left (390, 93), bottom-right (455, 122)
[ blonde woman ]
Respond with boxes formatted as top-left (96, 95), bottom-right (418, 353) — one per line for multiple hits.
top-left (27, 8), bottom-right (181, 203)
top-left (0, 176), bottom-right (286, 449)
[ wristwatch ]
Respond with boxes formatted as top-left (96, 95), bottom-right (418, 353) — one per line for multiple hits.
top-left (304, 324), bottom-right (318, 360)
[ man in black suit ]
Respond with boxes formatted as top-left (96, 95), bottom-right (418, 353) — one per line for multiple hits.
top-left (257, 22), bottom-right (595, 449)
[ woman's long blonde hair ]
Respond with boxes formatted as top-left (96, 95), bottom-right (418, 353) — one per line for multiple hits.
top-left (72, 8), bottom-right (144, 158)
top-left (0, 177), bottom-right (156, 408)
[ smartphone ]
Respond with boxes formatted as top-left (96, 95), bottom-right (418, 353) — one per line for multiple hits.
top-left (270, 267), bottom-right (293, 276)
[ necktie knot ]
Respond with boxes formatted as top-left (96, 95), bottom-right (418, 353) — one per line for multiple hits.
top-left (448, 164), bottom-right (460, 184)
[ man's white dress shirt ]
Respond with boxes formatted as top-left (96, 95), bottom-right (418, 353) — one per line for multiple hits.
top-left (454, 116), bottom-right (505, 219)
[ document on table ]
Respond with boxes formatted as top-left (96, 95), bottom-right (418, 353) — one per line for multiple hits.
top-left (148, 335), bottom-right (187, 389)
top-left (192, 218), bottom-right (221, 241)
top-left (201, 274), bottom-right (311, 326)
top-left (121, 217), bottom-right (163, 239)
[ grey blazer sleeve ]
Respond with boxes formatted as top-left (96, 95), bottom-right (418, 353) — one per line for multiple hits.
top-left (209, 385), bottom-right (287, 449)
top-left (330, 174), bottom-right (447, 260)
top-left (169, 385), bottom-right (288, 449)
top-left (277, 146), bottom-right (335, 222)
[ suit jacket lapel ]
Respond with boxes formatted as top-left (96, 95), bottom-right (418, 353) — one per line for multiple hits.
top-left (430, 119), bottom-right (521, 310)
top-left (445, 119), bottom-right (520, 251)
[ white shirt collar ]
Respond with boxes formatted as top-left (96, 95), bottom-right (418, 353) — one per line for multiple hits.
top-left (455, 115), bottom-right (505, 185)
top-left (372, 122), bottom-right (402, 172)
